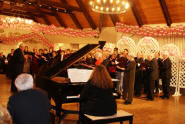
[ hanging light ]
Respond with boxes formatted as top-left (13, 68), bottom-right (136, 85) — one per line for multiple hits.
top-left (89, 0), bottom-right (129, 14)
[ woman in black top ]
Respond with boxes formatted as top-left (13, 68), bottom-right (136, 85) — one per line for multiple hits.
top-left (80, 65), bottom-right (117, 116)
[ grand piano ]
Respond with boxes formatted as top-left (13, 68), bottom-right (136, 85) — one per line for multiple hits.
top-left (35, 41), bottom-right (106, 122)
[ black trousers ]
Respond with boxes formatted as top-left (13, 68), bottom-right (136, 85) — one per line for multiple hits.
top-left (11, 77), bottom-right (17, 92)
top-left (162, 78), bottom-right (170, 97)
top-left (147, 79), bottom-right (155, 99)
top-left (155, 79), bottom-right (159, 93)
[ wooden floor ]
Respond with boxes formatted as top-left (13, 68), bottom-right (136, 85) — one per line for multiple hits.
top-left (0, 74), bottom-right (185, 124)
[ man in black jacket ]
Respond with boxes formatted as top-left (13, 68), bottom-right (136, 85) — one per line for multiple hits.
top-left (10, 44), bottom-right (25, 92)
top-left (123, 54), bottom-right (136, 104)
top-left (7, 74), bottom-right (50, 124)
top-left (160, 52), bottom-right (172, 99)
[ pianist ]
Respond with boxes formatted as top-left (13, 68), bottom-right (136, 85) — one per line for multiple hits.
top-left (80, 65), bottom-right (117, 116)
top-left (7, 73), bottom-right (50, 124)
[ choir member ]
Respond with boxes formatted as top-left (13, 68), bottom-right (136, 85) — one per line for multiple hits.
top-left (134, 52), bottom-right (144, 97)
top-left (9, 44), bottom-right (25, 92)
top-left (116, 52), bottom-right (127, 93)
top-left (123, 54), bottom-right (136, 104)
top-left (154, 52), bottom-right (163, 94)
top-left (160, 52), bottom-right (172, 99)
top-left (6, 49), bottom-right (14, 77)
top-left (0, 52), bottom-right (6, 73)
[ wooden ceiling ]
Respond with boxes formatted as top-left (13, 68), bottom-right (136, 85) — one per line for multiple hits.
top-left (0, 0), bottom-right (185, 30)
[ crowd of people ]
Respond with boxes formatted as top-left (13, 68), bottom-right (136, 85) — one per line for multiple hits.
top-left (0, 44), bottom-right (172, 101)
top-left (0, 43), bottom-right (172, 123)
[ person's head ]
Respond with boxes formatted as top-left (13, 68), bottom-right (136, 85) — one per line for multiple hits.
top-left (52, 51), bottom-right (57, 57)
top-left (113, 47), bottom-right (118, 55)
top-left (89, 65), bottom-right (113, 89)
top-left (25, 46), bottom-right (28, 51)
top-left (49, 47), bottom-right (53, 53)
top-left (147, 54), bottom-right (153, 61)
top-left (60, 50), bottom-right (65, 55)
top-left (15, 74), bottom-right (33, 91)
top-left (19, 44), bottom-right (24, 51)
top-left (155, 52), bottom-right (160, 58)
top-left (33, 48), bottom-right (37, 53)
top-left (43, 49), bottom-right (48, 54)
top-left (95, 52), bottom-right (102, 60)
top-left (66, 49), bottom-right (71, 54)
top-left (11, 49), bottom-right (14, 54)
top-left (162, 51), bottom-right (169, 59)
top-left (123, 49), bottom-right (129, 56)
top-left (39, 49), bottom-right (43, 54)
top-left (0, 104), bottom-right (12, 124)
top-left (59, 47), bottom-right (62, 51)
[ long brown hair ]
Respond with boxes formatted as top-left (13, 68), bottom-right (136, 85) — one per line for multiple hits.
top-left (89, 65), bottom-right (113, 89)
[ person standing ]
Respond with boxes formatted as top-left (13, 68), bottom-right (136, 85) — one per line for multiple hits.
top-left (160, 52), bottom-right (172, 99)
top-left (154, 52), bottom-right (163, 94)
top-left (134, 52), bottom-right (144, 97)
top-left (123, 54), bottom-right (136, 105)
top-left (9, 44), bottom-right (25, 92)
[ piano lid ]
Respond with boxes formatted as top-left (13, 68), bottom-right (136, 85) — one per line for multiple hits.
top-left (38, 41), bottom-right (106, 79)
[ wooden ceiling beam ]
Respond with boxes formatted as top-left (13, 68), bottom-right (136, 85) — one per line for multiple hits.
top-left (76, 0), bottom-right (97, 29)
top-left (0, 10), bottom-right (36, 20)
top-left (42, 15), bottom-right (51, 25)
top-left (110, 14), bottom-right (117, 26)
top-left (61, 0), bottom-right (83, 29)
top-left (99, 14), bottom-right (103, 32)
top-left (159, 0), bottom-right (172, 26)
top-left (0, 9), bottom-right (41, 18)
top-left (54, 12), bottom-right (67, 27)
top-left (128, 0), bottom-right (143, 27)
top-left (2, 0), bottom-right (82, 12)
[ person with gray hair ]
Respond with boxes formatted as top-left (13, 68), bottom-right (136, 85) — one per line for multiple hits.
top-left (123, 54), bottom-right (136, 104)
top-left (160, 51), bottom-right (172, 99)
top-left (7, 73), bottom-right (50, 124)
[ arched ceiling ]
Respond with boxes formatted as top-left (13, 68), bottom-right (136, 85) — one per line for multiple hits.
top-left (0, 0), bottom-right (185, 30)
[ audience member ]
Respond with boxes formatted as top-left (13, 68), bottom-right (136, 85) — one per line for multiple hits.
top-left (7, 73), bottom-right (50, 124)
top-left (0, 104), bottom-right (12, 124)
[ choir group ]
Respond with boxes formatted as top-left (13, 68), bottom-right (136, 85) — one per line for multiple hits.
top-left (0, 44), bottom-right (172, 103)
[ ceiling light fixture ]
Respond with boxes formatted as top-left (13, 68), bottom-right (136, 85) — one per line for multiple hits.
top-left (89, 0), bottom-right (129, 14)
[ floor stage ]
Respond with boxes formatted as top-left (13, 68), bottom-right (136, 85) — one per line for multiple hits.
top-left (0, 74), bottom-right (184, 124)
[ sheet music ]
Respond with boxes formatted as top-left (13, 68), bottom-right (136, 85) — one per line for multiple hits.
top-left (67, 68), bottom-right (93, 83)
top-left (67, 95), bottom-right (80, 99)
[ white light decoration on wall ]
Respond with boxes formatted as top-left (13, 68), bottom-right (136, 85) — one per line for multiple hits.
top-left (89, 0), bottom-right (129, 14)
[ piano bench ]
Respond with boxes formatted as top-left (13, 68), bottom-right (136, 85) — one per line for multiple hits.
top-left (80, 110), bottom-right (133, 124)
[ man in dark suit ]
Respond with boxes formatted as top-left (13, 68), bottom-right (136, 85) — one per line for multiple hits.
top-left (123, 54), bottom-right (136, 104)
top-left (9, 44), bottom-right (25, 92)
top-left (134, 52), bottom-right (144, 97)
top-left (7, 74), bottom-right (50, 124)
top-left (154, 52), bottom-right (163, 94)
top-left (146, 54), bottom-right (159, 100)
top-left (160, 52), bottom-right (172, 99)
